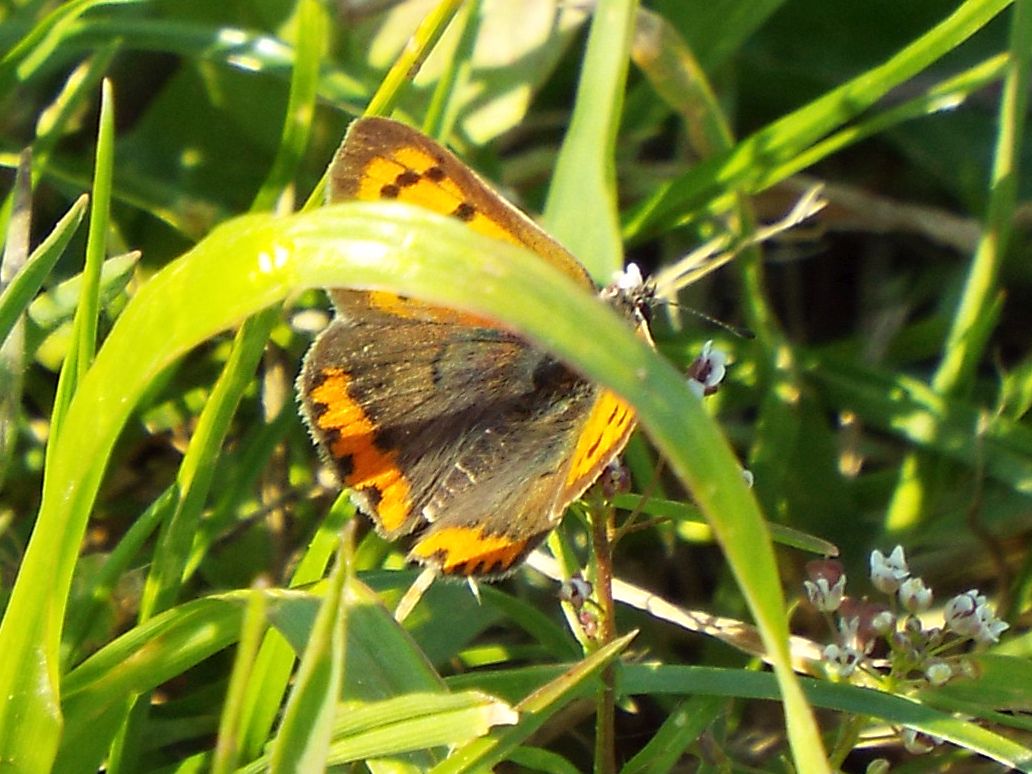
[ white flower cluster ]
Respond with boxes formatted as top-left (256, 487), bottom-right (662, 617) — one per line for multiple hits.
top-left (868, 547), bottom-right (1009, 645)
top-left (803, 545), bottom-right (1011, 758)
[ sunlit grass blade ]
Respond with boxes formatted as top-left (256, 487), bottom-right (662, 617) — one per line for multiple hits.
top-left (27, 250), bottom-right (136, 332)
top-left (0, 200), bottom-right (808, 769)
top-left (326, 692), bottom-right (517, 764)
top-left (267, 532), bottom-right (351, 772)
top-left (886, 0), bottom-right (1031, 532)
top-left (0, 195), bottom-right (88, 345)
top-left (58, 593), bottom-right (256, 773)
top-left (621, 665), bottom-right (1032, 771)
top-left (250, 0), bottom-right (327, 213)
top-left (238, 494), bottom-right (353, 758)
top-left (0, 150), bottom-right (32, 490)
top-left (211, 581), bottom-right (268, 774)
top-left (428, 632), bottom-right (637, 773)
top-left (109, 6), bottom-right (329, 765)
top-left (542, 0), bottom-right (636, 280)
top-left (62, 486), bottom-right (174, 666)
top-left (365, 0), bottom-right (464, 119)
top-left (0, 0), bottom-right (141, 87)
top-left (48, 77), bottom-right (113, 454)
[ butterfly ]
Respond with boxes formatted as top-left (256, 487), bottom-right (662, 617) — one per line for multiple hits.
top-left (298, 117), bottom-right (652, 577)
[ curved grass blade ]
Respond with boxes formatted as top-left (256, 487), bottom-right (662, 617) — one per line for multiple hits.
top-left (0, 201), bottom-right (808, 769)
top-left (622, 665), bottom-right (1032, 771)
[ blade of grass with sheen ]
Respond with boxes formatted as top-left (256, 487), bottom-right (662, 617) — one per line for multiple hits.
top-left (0, 80), bottom-right (115, 773)
top-left (238, 494), bottom-right (354, 758)
top-left (47, 77), bottom-right (112, 452)
top-left (0, 201), bottom-right (804, 769)
top-left (211, 582), bottom-right (269, 774)
top-left (110, 6), bottom-right (328, 767)
top-left (268, 533), bottom-right (351, 771)
top-left (429, 633), bottom-right (637, 773)
top-left (622, 665), bottom-right (1032, 771)
top-left (543, 0), bottom-right (635, 281)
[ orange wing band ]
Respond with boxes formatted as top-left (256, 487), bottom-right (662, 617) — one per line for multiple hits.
top-left (565, 389), bottom-right (636, 491)
top-left (411, 525), bottom-right (529, 576)
top-left (309, 367), bottom-right (413, 533)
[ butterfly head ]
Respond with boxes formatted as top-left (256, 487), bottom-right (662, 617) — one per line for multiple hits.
top-left (600, 262), bottom-right (656, 334)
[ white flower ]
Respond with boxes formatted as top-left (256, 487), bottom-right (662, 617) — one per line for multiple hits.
top-left (822, 643), bottom-right (861, 678)
top-left (945, 589), bottom-right (985, 638)
top-left (870, 546), bottom-right (909, 594)
top-left (871, 610), bottom-right (897, 635)
top-left (924, 661), bottom-right (952, 686)
top-left (686, 340), bottom-right (727, 397)
top-left (973, 600), bottom-right (1009, 644)
top-left (901, 727), bottom-right (941, 754)
top-left (976, 616), bottom-right (1009, 644)
top-left (899, 576), bottom-right (933, 613)
top-left (804, 575), bottom-right (846, 612)
top-left (804, 559), bottom-right (846, 612)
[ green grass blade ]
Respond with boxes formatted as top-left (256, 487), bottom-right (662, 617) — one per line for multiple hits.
top-left (62, 486), bottom-right (174, 666)
top-left (366, 0), bottom-right (464, 119)
top-left (421, 0), bottom-right (481, 140)
top-left (623, 0), bottom-right (1012, 239)
top-left (621, 665), bottom-right (1032, 771)
top-left (250, 0), bottom-right (327, 213)
top-left (886, 0), bottom-right (1031, 531)
top-left (238, 494), bottom-right (353, 757)
top-left (429, 632), bottom-right (637, 773)
top-left (0, 151), bottom-right (32, 493)
top-left (0, 0), bottom-right (139, 86)
top-left (48, 77), bottom-right (113, 454)
top-left (110, 5), bottom-right (329, 763)
top-left (0, 200), bottom-right (806, 769)
top-left (543, 0), bottom-right (636, 281)
top-left (326, 692), bottom-right (516, 764)
top-left (210, 583), bottom-right (268, 774)
top-left (619, 694), bottom-right (725, 774)
top-left (268, 534), bottom-right (350, 772)
top-left (0, 195), bottom-right (88, 346)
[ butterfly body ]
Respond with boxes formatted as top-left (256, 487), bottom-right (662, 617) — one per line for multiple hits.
top-left (298, 117), bottom-right (651, 577)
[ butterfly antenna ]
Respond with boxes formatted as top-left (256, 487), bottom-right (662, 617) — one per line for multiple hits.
top-left (665, 300), bottom-right (755, 339)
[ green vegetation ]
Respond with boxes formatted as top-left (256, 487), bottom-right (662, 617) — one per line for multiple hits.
top-left (0, 0), bottom-right (1029, 771)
